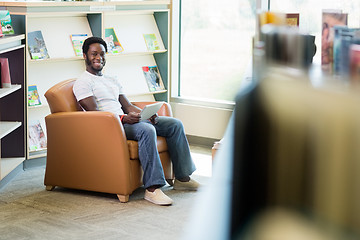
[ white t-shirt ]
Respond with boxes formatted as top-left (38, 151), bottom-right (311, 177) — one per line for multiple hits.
top-left (73, 71), bottom-right (125, 115)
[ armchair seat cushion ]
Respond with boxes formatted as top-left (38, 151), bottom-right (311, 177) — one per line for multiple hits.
top-left (127, 136), bottom-right (168, 160)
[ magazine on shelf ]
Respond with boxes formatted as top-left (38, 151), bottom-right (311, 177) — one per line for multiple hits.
top-left (28, 85), bottom-right (41, 106)
top-left (28, 30), bottom-right (50, 60)
top-left (28, 121), bottom-right (47, 152)
top-left (286, 13), bottom-right (299, 27)
top-left (105, 28), bottom-right (124, 54)
top-left (321, 10), bottom-right (348, 71)
top-left (142, 65), bottom-right (165, 92)
top-left (0, 10), bottom-right (14, 35)
top-left (143, 33), bottom-right (160, 51)
top-left (70, 34), bottom-right (88, 56)
top-left (0, 58), bottom-right (11, 88)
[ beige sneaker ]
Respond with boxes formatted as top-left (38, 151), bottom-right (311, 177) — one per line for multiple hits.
top-left (173, 178), bottom-right (200, 191)
top-left (144, 189), bottom-right (173, 206)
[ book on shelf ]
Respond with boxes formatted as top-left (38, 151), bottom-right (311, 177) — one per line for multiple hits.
top-left (105, 28), bottom-right (124, 54)
top-left (350, 44), bottom-right (360, 84)
top-left (286, 13), bottom-right (299, 27)
top-left (28, 30), bottom-right (50, 60)
top-left (333, 26), bottom-right (360, 76)
top-left (0, 10), bottom-right (14, 35)
top-left (28, 85), bottom-right (41, 106)
top-left (143, 33), bottom-right (160, 51)
top-left (321, 10), bottom-right (348, 71)
top-left (142, 65), bottom-right (165, 92)
top-left (0, 58), bottom-right (11, 88)
top-left (70, 34), bottom-right (88, 56)
top-left (28, 121), bottom-right (47, 152)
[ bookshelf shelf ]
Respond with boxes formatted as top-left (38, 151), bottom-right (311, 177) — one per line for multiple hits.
top-left (106, 49), bottom-right (168, 58)
top-left (0, 121), bottom-right (21, 139)
top-left (0, 35), bottom-right (26, 181)
top-left (29, 150), bottom-right (47, 159)
top-left (27, 49), bottom-right (168, 64)
top-left (28, 56), bottom-right (84, 64)
top-left (28, 104), bottom-right (48, 109)
top-left (127, 89), bottom-right (167, 97)
top-left (1, 157), bottom-right (26, 178)
top-left (0, 84), bottom-right (21, 98)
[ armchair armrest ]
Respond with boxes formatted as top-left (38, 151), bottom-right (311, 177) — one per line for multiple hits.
top-left (44, 111), bottom-right (133, 194)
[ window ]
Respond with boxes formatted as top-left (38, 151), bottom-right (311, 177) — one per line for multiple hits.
top-left (177, 0), bottom-right (257, 103)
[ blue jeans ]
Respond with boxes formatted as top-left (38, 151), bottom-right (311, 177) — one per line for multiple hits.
top-left (123, 116), bottom-right (196, 189)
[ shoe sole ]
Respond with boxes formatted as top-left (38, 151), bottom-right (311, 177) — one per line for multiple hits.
top-left (173, 186), bottom-right (198, 191)
top-left (144, 196), bottom-right (173, 206)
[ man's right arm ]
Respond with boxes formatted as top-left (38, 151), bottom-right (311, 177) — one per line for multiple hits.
top-left (78, 96), bottom-right (99, 111)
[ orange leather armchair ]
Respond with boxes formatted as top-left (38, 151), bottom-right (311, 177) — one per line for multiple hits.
top-left (43, 79), bottom-right (174, 203)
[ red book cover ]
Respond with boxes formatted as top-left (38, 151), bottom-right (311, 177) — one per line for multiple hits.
top-left (0, 58), bottom-right (11, 88)
top-left (321, 10), bottom-right (348, 71)
top-left (350, 44), bottom-right (360, 85)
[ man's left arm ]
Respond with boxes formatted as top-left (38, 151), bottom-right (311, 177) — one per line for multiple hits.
top-left (119, 94), bottom-right (141, 114)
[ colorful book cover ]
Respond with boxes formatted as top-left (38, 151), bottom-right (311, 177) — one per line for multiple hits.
top-left (0, 10), bottom-right (14, 35)
top-left (143, 33), bottom-right (160, 51)
top-left (28, 30), bottom-right (50, 60)
top-left (70, 34), bottom-right (88, 56)
top-left (332, 26), bottom-right (360, 76)
top-left (142, 65), bottom-right (164, 92)
top-left (105, 28), bottom-right (124, 54)
top-left (321, 10), bottom-right (348, 71)
top-left (350, 44), bottom-right (360, 84)
top-left (0, 58), bottom-right (11, 88)
top-left (286, 13), bottom-right (299, 27)
top-left (28, 121), bottom-right (47, 151)
top-left (28, 85), bottom-right (41, 106)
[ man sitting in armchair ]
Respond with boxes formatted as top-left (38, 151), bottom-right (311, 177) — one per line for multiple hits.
top-left (73, 37), bottom-right (199, 206)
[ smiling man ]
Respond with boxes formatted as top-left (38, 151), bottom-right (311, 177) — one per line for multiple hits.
top-left (72, 37), bottom-right (199, 206)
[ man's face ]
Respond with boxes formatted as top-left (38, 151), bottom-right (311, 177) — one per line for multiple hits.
top-left (84, 43), bottom-right (106, 75)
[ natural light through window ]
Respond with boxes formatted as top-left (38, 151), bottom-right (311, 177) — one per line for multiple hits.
top-left (179, 0), bottom-right (256, 102)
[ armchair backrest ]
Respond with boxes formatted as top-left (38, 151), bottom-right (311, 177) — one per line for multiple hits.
top-left (45, 79), bottom-right (82, 113)
top-left (45, 79), bottom-right (173, 116)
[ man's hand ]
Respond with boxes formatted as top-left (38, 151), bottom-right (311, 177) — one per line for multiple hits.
top-left (122, 112), bottom-right (140, 124)
top-left (149, 113), bottom-right (159, 125)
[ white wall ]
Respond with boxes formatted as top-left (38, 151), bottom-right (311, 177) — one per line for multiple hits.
top-left (171, 102), bottom-right (232, 139)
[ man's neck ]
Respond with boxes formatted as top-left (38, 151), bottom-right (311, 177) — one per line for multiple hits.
top-left (86, 69), bottom-right (103, 76)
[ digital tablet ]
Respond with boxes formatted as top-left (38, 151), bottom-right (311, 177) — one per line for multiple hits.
top-left (140, 102), bottom-right (164, 121)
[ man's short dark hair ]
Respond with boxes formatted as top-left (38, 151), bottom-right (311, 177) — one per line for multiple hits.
top-left (82, 36), bottom-right (108, 55)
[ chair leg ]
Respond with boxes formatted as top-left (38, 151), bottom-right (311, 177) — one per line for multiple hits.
top-left (45, 185), bottom-right (55, 191)
top-left (166, 179), bottom-right (174, 186)
top-left (117, 194), bottom-right (129, 203)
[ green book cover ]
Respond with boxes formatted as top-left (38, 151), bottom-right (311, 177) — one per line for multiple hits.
top-left (28, 85), bottom-right (41, 106)
top-left (70, 34), bottom-right (88, 56)
top-left (0, 10), bottom-right (14, 35)
top-left (105, 28), bottom-right (124, 54)
top-left (143, 33), bottom-right (160, 51)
